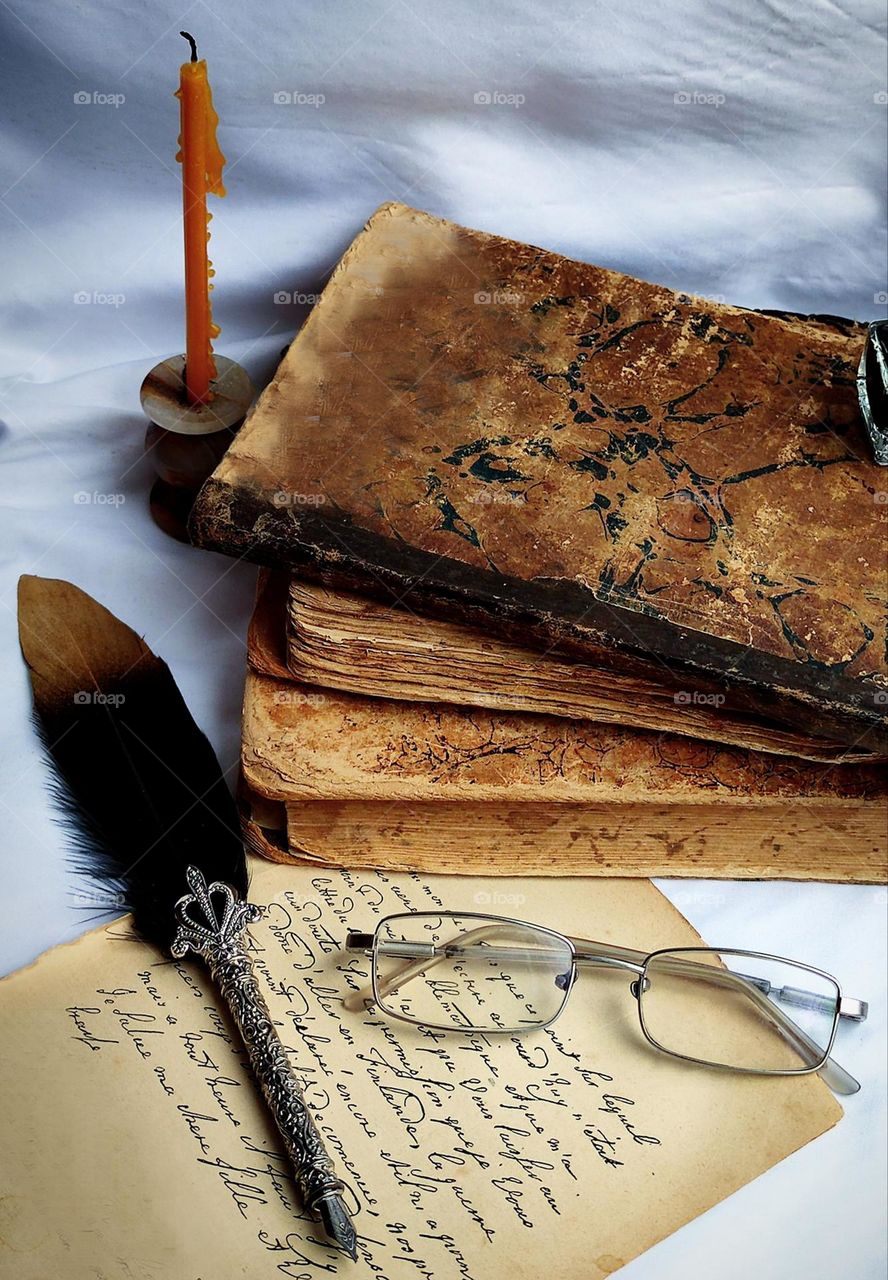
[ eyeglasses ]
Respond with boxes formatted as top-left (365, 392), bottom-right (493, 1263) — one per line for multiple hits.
top-left (344, 912), bottom-right (868, 1095)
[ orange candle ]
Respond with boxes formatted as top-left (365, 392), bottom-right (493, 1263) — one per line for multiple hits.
top-left (175, 32), bottom-right (226, 405)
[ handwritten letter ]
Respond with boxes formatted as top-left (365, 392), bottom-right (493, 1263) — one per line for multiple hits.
top-left (0, 862), bottom-right (840, 1279)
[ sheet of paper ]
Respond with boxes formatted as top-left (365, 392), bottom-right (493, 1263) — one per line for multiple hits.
top-left (0, 860), bottom-right (840, 1279)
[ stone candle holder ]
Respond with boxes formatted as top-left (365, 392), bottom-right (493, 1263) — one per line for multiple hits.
top-left (139, 354), bottom-right (254, 541)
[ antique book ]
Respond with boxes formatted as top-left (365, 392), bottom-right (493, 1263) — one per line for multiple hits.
top-left (191, 202), bottom-right (887, 755)
top-left (242, 577), bottom-right (887, 881)
top-left (0, 859), bottom-right (848, 1279)
top-left (282, 575), bottom-right (876, 763)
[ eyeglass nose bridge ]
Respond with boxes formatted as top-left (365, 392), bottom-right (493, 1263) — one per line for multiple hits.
top-left (572, 948), bottom-right (647, 996)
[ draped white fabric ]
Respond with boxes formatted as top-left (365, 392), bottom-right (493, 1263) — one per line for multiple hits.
top-left (1, 2), bottom-right (885, 1275)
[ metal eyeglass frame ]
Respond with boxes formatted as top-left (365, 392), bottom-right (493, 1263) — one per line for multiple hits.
top-left (344, 911), bottom-right (868, 1096)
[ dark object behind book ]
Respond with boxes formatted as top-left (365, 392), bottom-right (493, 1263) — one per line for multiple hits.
top-left (857, 320), bottom-right (888, 466)
top-left (190, 204), bottom-right (888, 754)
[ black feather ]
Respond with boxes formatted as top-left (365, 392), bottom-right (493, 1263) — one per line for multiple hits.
top-left (18, 576), bottom-right (247, 949)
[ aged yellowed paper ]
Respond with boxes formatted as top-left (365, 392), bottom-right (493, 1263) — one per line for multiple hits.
top-left (0, 861), bottom-right (840, 1279)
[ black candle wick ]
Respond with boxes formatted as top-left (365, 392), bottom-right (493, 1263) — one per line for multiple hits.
top-left (179, 31), bottom-right (198, 62)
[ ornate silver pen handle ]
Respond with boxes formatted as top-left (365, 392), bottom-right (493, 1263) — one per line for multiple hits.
top-left (171, 866), bottom-right (357, 1260)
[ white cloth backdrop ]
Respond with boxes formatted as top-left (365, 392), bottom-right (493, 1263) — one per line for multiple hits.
top-left (1, 1), bottom-right (886, 1276)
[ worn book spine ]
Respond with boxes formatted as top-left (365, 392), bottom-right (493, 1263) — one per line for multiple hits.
top-left (198, 478), bottom-right (887, 756)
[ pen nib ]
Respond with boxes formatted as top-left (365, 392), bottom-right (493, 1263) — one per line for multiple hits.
top-left (318, 1194), bottom-right (358, 1261)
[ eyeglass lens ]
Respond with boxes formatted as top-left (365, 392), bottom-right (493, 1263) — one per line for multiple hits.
top-left (373, 913), bottom-right (575, 1033)
top-left (639, 949), bottom-right (841, 1073)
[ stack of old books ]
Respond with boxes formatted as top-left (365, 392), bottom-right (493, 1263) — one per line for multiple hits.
top-left (191, 203), bottom-right (888, 881)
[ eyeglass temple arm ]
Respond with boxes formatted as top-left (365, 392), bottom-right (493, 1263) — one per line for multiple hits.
top-left (568, 937), bottom-right (863, 1096)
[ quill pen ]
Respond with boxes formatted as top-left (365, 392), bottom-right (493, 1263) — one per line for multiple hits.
top-left (17, 575), bottom-right (358, 1260)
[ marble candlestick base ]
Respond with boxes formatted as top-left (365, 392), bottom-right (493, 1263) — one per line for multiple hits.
top-left (139, 354), bottom-right (254, 541)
